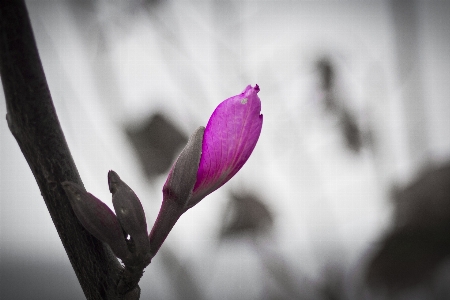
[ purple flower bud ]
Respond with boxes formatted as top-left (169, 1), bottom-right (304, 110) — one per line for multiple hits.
top-left (187, 84), bottom-right (263, 209)
top-left (149, 85), bottom-right (262, 258)
top-left (62, 181), bottom-right (131, 261)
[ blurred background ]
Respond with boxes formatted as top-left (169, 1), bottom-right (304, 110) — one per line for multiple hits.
top-left (1, 1), bottom-right (450, 299)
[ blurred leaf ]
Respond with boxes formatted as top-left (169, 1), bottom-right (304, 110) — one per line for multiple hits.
top-left (367, 162), bottom-right (450, 293)
top-left (341, 110), bottom-right (362, 153)
top-left (366, 225), bottom-right (450, 292)
top-left (220, 191), bottom-right (273, 239)
top-left (126, 113), bottom-right (188, 180)
top-left (316, 57), bottom-right (363, 154)
top-left (317, 58), bottom-right (335, 97)
top-left (393, 161), bottom-right (450, 229)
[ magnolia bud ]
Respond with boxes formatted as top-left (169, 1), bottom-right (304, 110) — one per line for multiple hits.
top-left (62, 181), bottom-right (131, 261)
top-left (150, 84), bottom-right (262, 259)
top-left (187, 84), bottom-right (262, 209)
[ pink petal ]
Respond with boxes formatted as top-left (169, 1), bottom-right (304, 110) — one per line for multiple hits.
top-left (188, 85), bottom-right (263, 208)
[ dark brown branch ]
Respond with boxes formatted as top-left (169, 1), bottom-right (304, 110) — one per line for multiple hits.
top-left (0, 1), bottom-right (128, 299)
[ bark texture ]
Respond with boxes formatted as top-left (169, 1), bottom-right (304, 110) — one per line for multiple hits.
top-left (0, 1), bottom-right (127, 299)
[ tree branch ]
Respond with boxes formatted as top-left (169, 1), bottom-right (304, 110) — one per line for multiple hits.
top-left (0, 1), bottom-right (128, 299)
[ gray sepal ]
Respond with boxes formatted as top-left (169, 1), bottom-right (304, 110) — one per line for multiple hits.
top-left (62, 181), bottom-right (131, 261)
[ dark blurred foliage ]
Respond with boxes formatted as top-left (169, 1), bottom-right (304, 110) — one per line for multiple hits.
top-left (316, 58), bottom-right (364, 154)
top-left (366, 161), bottom-right (450, 295)
top-left (340, 110), bottom-right (363, 153)
top-left (319, 263), bottom-right (346, 300)
top-left (219, 191), bottom-right (274, 239)
top-left (367, 226), bottom-right (450, 293)
top-left (393, 162), bottom-right (450, 230)
top-left (125, 113), bottom-right (187, 180)
top-left (317, 58), bottom-right (336, 112)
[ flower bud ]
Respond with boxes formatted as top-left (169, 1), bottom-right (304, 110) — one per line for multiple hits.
top-left (62, 181), bottom-right (131, 261)
top-left (187, 84), bottom-right (263, 209)
top-left (108, 171), bottom-right (150, 262)
top-left (149, 85), bottom-right (262, 258)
